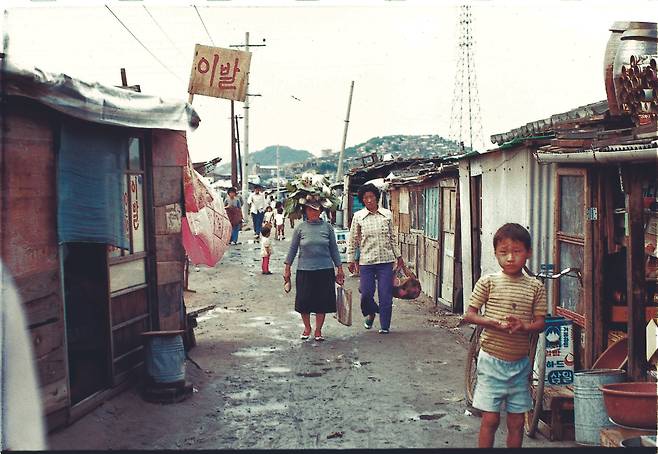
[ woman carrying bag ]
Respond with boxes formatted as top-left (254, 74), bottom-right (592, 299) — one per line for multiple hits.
top-left (283, 174), bottom-right (344, 341)
top-left (347, 183), bottom-right (404, 334)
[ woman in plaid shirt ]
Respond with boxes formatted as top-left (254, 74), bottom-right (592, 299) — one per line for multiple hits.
top-left (347, 183), bottom-right (404, 334)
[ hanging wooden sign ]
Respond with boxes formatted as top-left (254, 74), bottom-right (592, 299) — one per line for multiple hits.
top-left (188, 44), bottom-right (251, 102)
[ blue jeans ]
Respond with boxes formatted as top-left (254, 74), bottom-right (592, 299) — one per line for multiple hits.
top-left (359, 262), bottom-right (394, 330)
top-left (252, 211), bottom-right (264, 236)
top-left (230, 224), bottom-right (240, 243)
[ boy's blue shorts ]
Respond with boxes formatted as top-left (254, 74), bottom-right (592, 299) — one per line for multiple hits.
top-left (472, 349), bottom-right (533, 414)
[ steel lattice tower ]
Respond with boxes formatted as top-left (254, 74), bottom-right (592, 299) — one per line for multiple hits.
top-left (449, 5), bottom-right (485, 154)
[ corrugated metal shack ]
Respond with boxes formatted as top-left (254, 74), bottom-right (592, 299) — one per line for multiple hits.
top-left (477, 96), bottom-right (656, 378)
top-left (1, 59), bottom-right (199, 429)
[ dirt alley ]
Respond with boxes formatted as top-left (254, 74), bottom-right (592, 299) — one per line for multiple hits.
top-left (48, 233), bottom-right (577, 450)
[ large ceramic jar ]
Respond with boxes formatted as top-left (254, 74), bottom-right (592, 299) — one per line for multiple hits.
top-left (612, 23), bottom-right (658, 125)
top-left (605, 22), bottom-right (631, 116)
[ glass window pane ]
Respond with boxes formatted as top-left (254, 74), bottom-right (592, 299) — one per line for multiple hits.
top-left (410, 191), bottom-right (418, 229)
top-left (558, 241), bottom-right (583, 314)
top-left (131, 175), bottom-right (145, 253)
top-left (559, 175), bottom-right (584, 236)
top-left (128, 138), bottom-right (142, 170)
top-left (109, 258), bottom-right (146, 293)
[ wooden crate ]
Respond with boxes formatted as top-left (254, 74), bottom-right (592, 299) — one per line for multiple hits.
top-left (536, 386), bottom-right (575, 441)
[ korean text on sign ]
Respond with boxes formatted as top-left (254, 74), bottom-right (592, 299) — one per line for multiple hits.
top-left (188, 44), bottom-right (252, 102)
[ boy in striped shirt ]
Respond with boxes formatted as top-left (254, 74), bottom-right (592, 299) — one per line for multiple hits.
top-left (464, 223), bottom-right (547, 448)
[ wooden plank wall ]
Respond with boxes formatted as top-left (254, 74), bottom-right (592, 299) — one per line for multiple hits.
top-left (3, 101), bottom-right (69, 416)
top-left (391, 183), bottom-right (441, 301)
top-left (151, 130), bottom-right (187, 330)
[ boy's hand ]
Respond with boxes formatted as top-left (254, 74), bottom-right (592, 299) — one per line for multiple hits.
top-left (496, 319), bottom-right (511, 331)
top-left (505, 315), bottom-right (526, 333)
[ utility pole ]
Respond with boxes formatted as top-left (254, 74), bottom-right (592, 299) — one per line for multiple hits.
top-left (335, 81), bottom-right (354, 228)
top-left (276, 144), bottom-right (280, 201)
top-left (335, 80), bottom-right (354, 183)
top-left (230, 101), bottom-right (238, 188)
top-left (242, 32), bottom-right (251, 220)
top-left (230, 32), bottom-right (265, 221)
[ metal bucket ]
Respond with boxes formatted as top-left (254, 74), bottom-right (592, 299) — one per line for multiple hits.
top-left (574, 368), bottom-right (625, 445)
top-left (144, 334), bottom-right (186, 384)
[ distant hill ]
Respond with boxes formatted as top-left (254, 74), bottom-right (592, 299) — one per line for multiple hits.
top-left (216, 145), bottom-right (313, 173)
top-left (290, 134), bottom-right (465, 176)
top-left (214, 135), bottom-right (465, 182)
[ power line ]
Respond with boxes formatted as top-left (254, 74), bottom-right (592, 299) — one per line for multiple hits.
top-left (142, 5), bottom-right (185, 59)
top-left (105, 4), bottom-right (183, 83)
top-left (193, 5), bottom-right (215, 46)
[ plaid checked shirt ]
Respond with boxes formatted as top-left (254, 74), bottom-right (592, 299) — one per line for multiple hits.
top-left (347, 207), bottom-right (400, 265)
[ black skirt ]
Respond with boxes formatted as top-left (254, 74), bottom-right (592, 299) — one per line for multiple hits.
top-left (295, 268), bottom-right (336, 314)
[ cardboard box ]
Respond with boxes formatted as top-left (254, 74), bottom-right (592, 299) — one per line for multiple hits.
top-left (334, 229), bottom-right (350, 263)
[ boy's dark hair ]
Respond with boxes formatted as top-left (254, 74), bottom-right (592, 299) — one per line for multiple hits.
top-left (493, 223), bottom-right (531, 250)
top-left (261, 225), bottom-right (271, 237)
top-left (357, 183), bottom-right (380, 204)
top-left (227, 187), bottom-right (237, 195)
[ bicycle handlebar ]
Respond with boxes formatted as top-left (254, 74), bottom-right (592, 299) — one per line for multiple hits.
top-left (523, 265), bottom-right (583, 287)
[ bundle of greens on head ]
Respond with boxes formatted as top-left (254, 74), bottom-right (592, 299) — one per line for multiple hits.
top-left (284, 172), bottom-right (340, 217)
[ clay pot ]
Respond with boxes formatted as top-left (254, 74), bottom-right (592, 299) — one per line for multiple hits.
top-left (600, 382), bottom-right (658, 429)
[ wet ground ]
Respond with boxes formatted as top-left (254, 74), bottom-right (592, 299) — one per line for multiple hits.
top-left (48, 228), bottom-right (578, 449)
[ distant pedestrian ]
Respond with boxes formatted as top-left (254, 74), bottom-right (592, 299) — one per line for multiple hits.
top-left (224, 187), bottom-right (242, 245)
top-left (263, 205), bottom-right (275, 229)
top-left (247, 185), bottom-right (267, 240)
top-left (284, 199), bottom-right (344, 341)
top-left (274, 206), bottom-right (286, 240)
top-left (260, 224), bottom-right (273, 275)
top-left (347, 183), bottom-right (403, 334)
top-left (463, 223), bottom-right (547, 448)
top-left (269, 195), bottom-right (277, 210)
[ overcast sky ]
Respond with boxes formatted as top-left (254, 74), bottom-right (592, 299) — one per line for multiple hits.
top-left (3, 0), bottom-right (657, 163)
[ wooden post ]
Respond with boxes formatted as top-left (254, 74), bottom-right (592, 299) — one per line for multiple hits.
top-left (120, 68), bottom-right (128, 87)
top-left (231, 100), bottom-right (238, 188)
top-left (624, 166), bottom-right (647, 380)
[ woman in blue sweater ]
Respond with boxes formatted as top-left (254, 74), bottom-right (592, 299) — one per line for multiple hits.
top-left (283, 200), bottom-right (345, 341)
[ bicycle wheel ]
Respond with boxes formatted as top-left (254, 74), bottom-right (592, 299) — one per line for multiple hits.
top-left (464, 325), bottom-right (482, 406)
top-left (524, 332), bottom-right (546, 438)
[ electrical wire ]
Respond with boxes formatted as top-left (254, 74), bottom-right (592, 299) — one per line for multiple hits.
top-left (142, 5), bottom-right (186, 59)
top-left (105, 4), bottom-right (184, 83)
top-left (193, 5), bottom-right (215, 46)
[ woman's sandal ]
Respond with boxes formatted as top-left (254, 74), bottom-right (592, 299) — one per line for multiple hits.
top-left (300, 330), bottom-right (311, 340)
top-left (314, 334), bottom-right (325, 342)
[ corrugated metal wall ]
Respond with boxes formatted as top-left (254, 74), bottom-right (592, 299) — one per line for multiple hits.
top-left (458, 146), bottom-right (558, 313)
top-left (527, 157), bottom-right (558, 313)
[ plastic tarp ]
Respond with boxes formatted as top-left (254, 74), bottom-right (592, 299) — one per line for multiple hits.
top-left (57, 122), bottom-right (128, 249)
top-left (2, 58), bottom-right (200, 131)
top-left (181, 158), bottom-right (231, 267)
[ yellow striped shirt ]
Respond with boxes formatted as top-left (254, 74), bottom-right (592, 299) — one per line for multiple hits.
top-left (469, 272), bottom-right (547, 361)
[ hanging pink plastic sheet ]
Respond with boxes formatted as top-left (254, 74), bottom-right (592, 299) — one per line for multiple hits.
top-left (181, 159), bottom-right (231, 266)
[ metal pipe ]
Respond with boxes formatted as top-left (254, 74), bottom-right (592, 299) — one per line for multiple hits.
top-left (535, 147), bottom-right (658, 164)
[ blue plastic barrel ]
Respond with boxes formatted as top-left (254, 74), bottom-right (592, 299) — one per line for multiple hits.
top-left (144, 334), bottom-right (186, 383)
